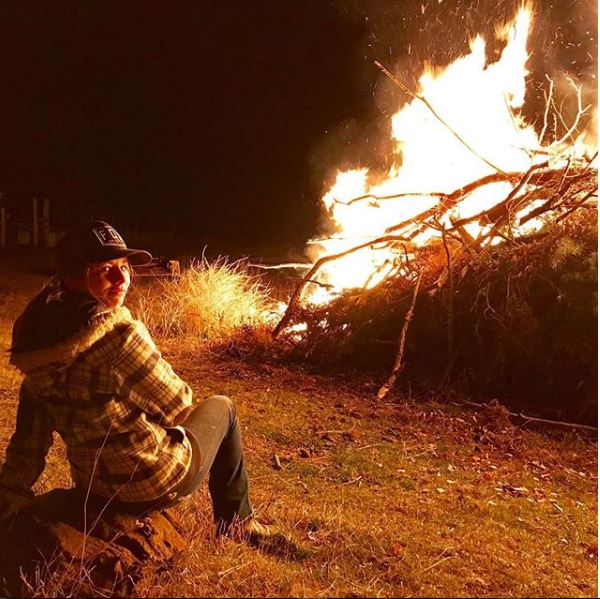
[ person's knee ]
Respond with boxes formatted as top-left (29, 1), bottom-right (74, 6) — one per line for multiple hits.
top-left (205, 394), bottom-right (236, 417)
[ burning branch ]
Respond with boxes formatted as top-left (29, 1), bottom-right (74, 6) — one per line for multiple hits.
top-left (551, 77), bottom-right (591, 147)
top-left (275, 162), bottom-right (596, 337)
top-left (383, 172), bottom-right (524, 234)
top-left (540, 75), bottom-right (592, 149)
top-left (273, 233), bottom-right (412, 338)
top-left (540, 75), bottom-right (554, 143)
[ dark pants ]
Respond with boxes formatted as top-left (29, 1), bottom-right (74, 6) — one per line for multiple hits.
top-left (176, 395), bottom-right (252, 528)
top-left (91, 396), bottom-right (252, 529)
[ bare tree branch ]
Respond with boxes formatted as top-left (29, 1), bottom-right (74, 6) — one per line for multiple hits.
top-left (377, 269), bottom-right (423, 400)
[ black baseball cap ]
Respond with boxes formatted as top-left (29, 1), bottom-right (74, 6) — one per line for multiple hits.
top-left (56, 220), bottom-right (153, 275)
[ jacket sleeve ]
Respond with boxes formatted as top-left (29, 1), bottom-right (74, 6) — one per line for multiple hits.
top-left (113, 321), bottom-right (193, 426)
top-left (0, 382), bottom-right (54, 502)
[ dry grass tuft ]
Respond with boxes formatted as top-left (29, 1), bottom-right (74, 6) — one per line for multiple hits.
top-left (131, 257), bottom-right (279, 343)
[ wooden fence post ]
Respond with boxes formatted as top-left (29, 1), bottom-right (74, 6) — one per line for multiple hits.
top-left (42, 197), bottom-right (50, 247)
top-left (0, 193), bottom-right (5, 249)
top-left (32, 197), bottom-right (39, 248)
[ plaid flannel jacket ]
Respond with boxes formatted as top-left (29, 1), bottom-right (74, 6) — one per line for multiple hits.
top-left (0, 304), bottom-right (193, 504)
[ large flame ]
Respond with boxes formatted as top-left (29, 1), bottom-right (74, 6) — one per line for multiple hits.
top-left (304, 4), bottom-right (596, 305)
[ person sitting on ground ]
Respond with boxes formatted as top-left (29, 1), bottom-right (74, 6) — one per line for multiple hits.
top-left (0, 220), bottom-right (272, 543)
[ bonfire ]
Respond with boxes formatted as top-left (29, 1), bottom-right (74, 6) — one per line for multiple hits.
top-left (273, 5), bottom-right (598, 416)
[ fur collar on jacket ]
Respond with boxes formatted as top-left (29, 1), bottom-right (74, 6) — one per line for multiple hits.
top-left (10, 305), bottom-right (133, 375)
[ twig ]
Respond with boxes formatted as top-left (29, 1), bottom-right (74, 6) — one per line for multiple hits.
top-left (341, 476), bottom-right (363, 486)
top-left (250, 262), bottom-right (312, 270)
top-left (273, 234), bottom-right (412, 337)
top-left (440, 226), bottom-right (454, 368)
top-left (343, 190), bottom-right (447, 206)
top-left (218, 563), bottom-right (246, 578)
top-left (540, 75), bottom-right (554, 143)
top-left (515, 412), bottom-right (597, 436)
top-left (504, 93), bottom-right (534, 159)
top-left (555, 190), bottom-right (598, 224)
top-left (377, 270), bottom-right (423, 399)
top-left (422, 555), bottom-right (453, 573)
top-left (518, 166), bottom-right (570, 225)
top-left (363, 259), bottom-right (394, 289)
top-left (355, 443), bottom-right (384, 451)
top-left (449, 162), bottom-right (549, 229)
top-left (453, 398), bottom-right (598, 437)
top-left (551, 77), bottom-right (591, 147)
top-left (375, 60), bottom-right (507, 174)
top-left (585, 150), bottom-right (598, 170)
top-left (289, 277), bottom-right (335, 289)
top-left (80, 424), bottom-right (113, 573)
top-left (317, 428), bottom-right (357, 435)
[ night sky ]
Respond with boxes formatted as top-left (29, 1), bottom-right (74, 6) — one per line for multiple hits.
top-left (0, 1), bottom-right (595, 253)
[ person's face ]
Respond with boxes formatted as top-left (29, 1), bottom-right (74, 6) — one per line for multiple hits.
top-left (86, 257), bottom-right (131, 308)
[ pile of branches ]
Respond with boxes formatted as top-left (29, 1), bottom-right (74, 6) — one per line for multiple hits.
top-left (274, 158), bottom-right (598, 423)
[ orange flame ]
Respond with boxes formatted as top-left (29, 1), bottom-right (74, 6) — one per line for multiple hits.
top-left (305, 4), bottom-right (597, 305)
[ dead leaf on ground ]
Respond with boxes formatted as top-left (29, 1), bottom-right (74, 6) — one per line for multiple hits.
top-left (496, 483), bottom-right (529, 497)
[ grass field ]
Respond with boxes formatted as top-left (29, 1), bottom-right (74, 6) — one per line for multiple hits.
top-left (0, 264), bottom-right (596, 597)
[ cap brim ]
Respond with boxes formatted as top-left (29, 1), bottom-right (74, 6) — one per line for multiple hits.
top-left (97, 247), bottom-right (153, 266)
top-left (123, 248), bottom-right (153, 266)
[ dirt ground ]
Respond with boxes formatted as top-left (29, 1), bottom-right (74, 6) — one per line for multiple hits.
top-left (0, 265), bottom-right (597, 597)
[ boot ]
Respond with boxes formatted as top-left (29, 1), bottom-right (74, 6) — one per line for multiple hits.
top-left (222, 517), bottom-right (310, 560)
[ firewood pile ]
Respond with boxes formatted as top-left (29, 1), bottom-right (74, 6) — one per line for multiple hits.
top-left (274, 157), bottom-right (598, 422)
